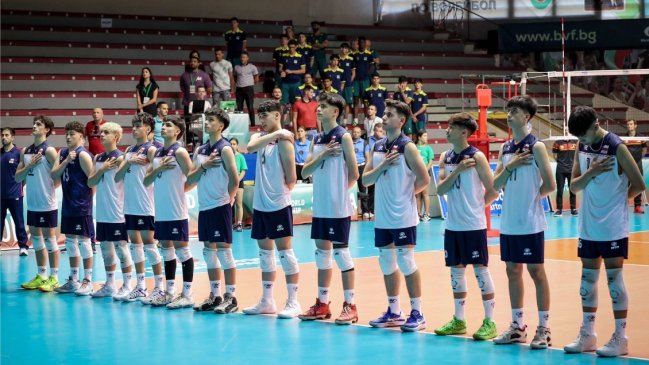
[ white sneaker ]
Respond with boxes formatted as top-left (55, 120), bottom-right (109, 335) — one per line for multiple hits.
top-left (112, 285), bottom-right (131, 301)
top-left (362, 213), bottom-right (370, 220)
top-left (368, 213), bottom-right (375, 219)
top-left (596, 333), bottom-right (628, 357)
top-left (166, 294), bottom-right (195, 309)
top-left (74, 279), bottom-right (93, 296)
top-left (150, 291), bottom-right (174, 307)
top-left (54, 277), bottom-right (80, 294)
top-left (91, 283), bottom-right (115, 298)
top-left (124, 287), bottom-right (148, 302)
top-left (277, 300), bottom-right (302, 319)
top-left (141, 287), bottom-right (164, 305)
top-left (564, 327), bottom-right (597, 353)
top-left (243, 298), bottom-right (277, 315)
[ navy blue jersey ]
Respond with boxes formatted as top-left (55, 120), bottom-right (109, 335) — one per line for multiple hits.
top-left (224, 29), bottom-right (246, 59)
top-left (1, 145), bottom-right (23, 199)
top-left (338, 55), bottom-right (356, 84)
top-left (364, 86), bottom-right (387, 118)
top-left (354, 50), bottom-right (374, 81)
top-left (323, 67), bottom-right (345, 93)
top-left (411, 90), bottom-right (429, 122)
top-left (281, 53), bottom-right (306, 83)
top-left (60, 146), bottom-right (93, 217)
top-left (195, 138), bottom-right (231, 159)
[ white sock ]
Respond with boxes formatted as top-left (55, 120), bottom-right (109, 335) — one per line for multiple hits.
top-left (83, 268), bottom-right (92, 282)
top-left (512, 308), bottom-right (525, 329)
top-left (344, 289), bottom-right (355, 304)
top-left (50, 267), bottom-right (59, 279)
top-left (166, 279), bottom-right (175, 295)
top-left (614, 318), bottom-right (627, 337)
top-left (410, 297), bottom-right (422, 312)
top-left (38, 266), bottom-right (47, 278)
top-left (106, 271), bottom-right (115, 287)
top-left (539, 311), bottom-right (550, 328)
top-left (318, 286), bottom-right (329, 303)
top-left (136, 273), bottom-right (145, 289)
top-left (287, 283), bottom-right (298, 302)
top-left (70, 267), bottom-right (80, 282)
top-left (122, 271), bottom-right (132, 288)
top-left (483, 299), bottom-right (495, 320)
top-left (154, 275), bottom-right (164, 289)
top-left (582, 313), bottom-right (596, 334)
top-left (262, 281), bottom-right (274, 300)
top-left (388, 296), bottom-right (401, 314)
top-left (210, 280), bottom-right (222, 297)
top-left (226, 285), bottom-right (236, 295)
top-left (454, 298), bottom-right (466, 320)
top-left (182, 281), bottom-right (192, 297)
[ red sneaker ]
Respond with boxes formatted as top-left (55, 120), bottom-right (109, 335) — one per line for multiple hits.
top-left (335, 302), bottom-right (358, 325)
top-left (634, 206), bottom-right (644, 214)
top-left (298, 298), bottom-right (331, 320)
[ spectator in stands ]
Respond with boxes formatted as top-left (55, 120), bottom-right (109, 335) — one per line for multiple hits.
top-left (136, 67), bottom-right (159, 116)
top-left (552, 139), bottom-right (578, 217)
top-left (271, 87), bottom-right (290, 127)
top-left (626, 119), bottom-right (647, 214)
top-left (229, 137), bottom-right (247, 232)
top-left (415, 130), bottom-right (434, 222)
top-left (609, 77), bottom-right (628, 103)
top-left (298, 73), bottom-right (320, 100)
top-left (321, 76), bottom-right (338, 95)
top-left (362, 122), bottom-right (384, 219)
top-left (393, 76), bottom-right (414, 139)
top-left (323, 55), bottom-right (345, 95)
top-left (153, 101), bottom-right (168, 144)
top-left (86, 107), bottom-right (106, 155)
top-left (233, 51), bottom-right (259, 126)
top-left (308, 21), bottom-right (328, 79)
top-left (365, 38), bottom-right (380, 75)
top-left (185, 50), bottom-right (207, 72)
top-left (1, 127), bottom-right (28, 256)
top-left (292, 85), bottom-right (319, 140)
top-left (224, 17), bottom-right (247, 67)
top-left (180, 55), bottom-right (212, 118)
top-left (412, 78), bottom-right (429, 132)
top-left (294, 126), bottom-right (311, 183)
top-left (285, 25), bottom-right (295, 41)
top-left (338, 43), bottom-right (356, 121)
top-left (351, 126), bottom-right (369, 218)
top-left (363, 105), bottom-right (382, 138)
top-left (273, 35), bottom-right (290, 88)
top-left (353, 37), bottom-right (374, 113)
top-left (297, 32), bottom-right (314, 76)
top-left (280, 39), bottom-right (306, 105)
top-left (188, 87), bottom-right (212, 114)
top-left (363, 73), bottom-right (387, 119)
top-left (628, 79), bottom-right (649, 111)
top-left (209, 49), bottom-right (234, 107)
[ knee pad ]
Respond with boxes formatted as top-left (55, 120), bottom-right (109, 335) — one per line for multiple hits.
top-left (79, 238), bottom-right (93, 260)
top-left (396, 247), bottom-right (418, 276)
top-left (161, 247), bottom-right (176, 262)
top-left (473, 266), bottom-right (495, 295)
top-left (378, 248), bottom-right (398, 275)
top-left (65, 237), bottom-right (80, 258)
top-left (580, 268), bottom-right (600, 308)
top-left (32, 236), bottom-right (46, 251)
top-left (203, 247), bottom-right (220, 269)
top-left (130, 244), bottom-right (145, 264)
top-left (451, 267), bottom-right (467, 293)
top-left (606, 268), bottom-right (628, 311)
top-left (217, 248), bottom-right (236, 270)
top-left (144, 244), bottom-right (162, 265)
top-left (279, 249), bottom-right (299, 275)
top-left (116, 241), bottom-right (132, 268)
top-left (315, 248), bottom-right (333, 270)
top-left (176, 246), bottom-right (192, 263)
top-left (100, 242), bottom-right (116, 267)
top-left (259, 249), bottom-right (276, 273)
top-left (333, 247), bottom-right (354, 272)
top-left (45, 236), bottom-right (59, 253)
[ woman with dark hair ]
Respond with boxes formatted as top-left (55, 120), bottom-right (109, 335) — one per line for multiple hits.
top-left (136, 67), bottom-right (159, 116)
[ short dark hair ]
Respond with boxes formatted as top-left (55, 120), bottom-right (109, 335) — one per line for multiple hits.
top-left (240, 51), bottom-right (249, 57)
top-left (322, 75), bottom-right (332, 82)
top-left (318, 93), bottom-right (346, 117)
top-left (385, 99), bottom-right (412, 122)
top-left (506, 94), bottom-right (537, 119)
top-left (34, 116), bottom-right (55, 137)
top-left (303, 84), bottom-right (315, 91)
top-left (2, 127), bottom-right (16, 136)
top-left (311, 21), bottom-right (322, 26)
top-left (568, 106), bottom-right (598, 137)
top-left (288, 39), bottom-right (298, 47)
top-left (330, 54), bottom-right (339, 61)
top-left (414, 78), bottom-right (423, 84)
top-left (132, 112), bottom-right (155, 132)
top-left (298, 32), bottom-right (306, 38)
top-left (157, 101), bottom-right (168, 109)
top-left (280, 34), bottom-right (289, 40)
top-left (398, 76), bottom-right (408, 84)
top-left (205, 107), bottom-right (231, 131)
top-left (230, 17), bottom-right (239, 22)
top-left (416, 129), bottom-right (427, 138)
top-left (371, 72), bottom-right (380, 79)
top-left (358, 36), bottom-right (366, 42)
top-left (448, 112), bottom-right (478, 135)
top-left (163, 115), bottom-right (185, 139)
top-left (257, 100), bottom-right (282, 114)
top-left (340, 42), bottom-right (350, 49)
top-left (64, 121), bottom-right (85, 136)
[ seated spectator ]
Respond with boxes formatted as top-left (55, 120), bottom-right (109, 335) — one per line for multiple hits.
top-left (294, 126), bottom-right (311, 183)
top-left (292, 85), bottom-right (319, 139)
top-left (628, 78), bottom-right (649, 111)
top-left (188, 87), bottom-right (212, 114)
top-left (136, 67), bottom-right (159, 116)
top-left (609, 77), bottom-right (628, 103)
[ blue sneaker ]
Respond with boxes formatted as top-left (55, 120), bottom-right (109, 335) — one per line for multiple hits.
top-left (369, 307), bottom-right (406, 328)
top-left (401, 309), bottom-right (426, 332)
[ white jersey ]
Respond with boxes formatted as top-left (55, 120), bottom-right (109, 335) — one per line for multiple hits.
top-left (95, 149), bottom-right (125, 223)
top-left (252, 135), bottom-right (292, 212)
top-left (195, 138), bottom-right (233, 211)
top-left (23, 142), bottom-right (57, 212)
top-left (123, 142), bottom-right (155, 216)
top-left (311, 126), bottom-right (355, 218)
top-left (443, 146), bottom-right (487, 231)
top-left (152, 143), bottom-right (188, 221)
top-left (500, 134), bottom-right (547, 235)
top-left (578, 132), bottom-right (629, 241)
top-left (372, 134), bottom-right (419, 229)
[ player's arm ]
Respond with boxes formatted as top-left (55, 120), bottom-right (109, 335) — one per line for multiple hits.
top-left (115, 147), bottom-right (131, 183)
top-left (14, 148), bottom-right (30, 182)
top-left (51, 149), bottom-right (70, 180)
top-left (413, 104), bottom-right (427, 118)
top-left (475, 151), bottom-right (499, 204)
top-left (404, 143), bottom-right (430, 194)
top-left (221, 146), bottom-right (240, 200)
top-left (492, 144), bottom-right (508, 190)
top-left (533, 142), bottom-right (556, 197)
top-left (340, 133), bottom-right (360, 188)
top-left (246, 130), bottom-right (293, 153)
top-left (88, 155), bottom-right (122, 187)
top-left (570, 145), bottom-right (613, 193)
top-left (278, 139), bottom-right (297, 190)
top-left (300, 138), bottom-right (319, 179)
top-left (185, 148), bottom-right (203, 186)
top-left (615, 143), bottom-right (646, 199)
top-left (362, 148), bottom-right (394, 187)
top-left (175, 148), bottom-right (194, 192)
top-left (44, 147), bottom-right (60, 188)
top-left (434, 151), bottom-right (455, 195)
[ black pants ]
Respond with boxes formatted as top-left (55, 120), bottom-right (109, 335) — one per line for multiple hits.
top-left (634, 161), bottom-right (644, 207)
top-left (555, 170), bottom-right (576, 211)
top-left (357, 164), bottom-right (370, 214)
top-left (236, 86), bottom-right (255, 126)
top-left (1, 197), bottom-right (28, 249)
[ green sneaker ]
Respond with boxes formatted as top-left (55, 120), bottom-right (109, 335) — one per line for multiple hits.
top-left (434, 316), bottom-right (467, 336)
top-left (473, 318), bottom-right (498, 340)
top-left (21, 274), bottom-right (46, 290)
top-left (38, 276), bottom-right (60, 292)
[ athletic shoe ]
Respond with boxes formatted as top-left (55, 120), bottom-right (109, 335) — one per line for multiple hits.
top-left (435, 316), bottom-right (467, 336)
top-left (90, 283), bottom-right (115, 298)
top-left (493, 322), bottom-right (527, 344)
top-left (418, 214), bottom-right (424, 222)
top-left (596, 333), bottom-right (628, 357)
top-left (112, 285), bottom-right (131, 301)
top-left (74, 279), bottom-right (93, 296)
top-left (634, 206), bottom-right (644, 214)
top-left (55, 277), bottom-right (80, 294)
top-left (530, 326), bottom-right (552, 349)
top-left (243, 298), bottom-right (277, 315)
top-left (368, 213), bottom-right (375, 220)
top-left (167, 294), bottom-right (195, 309)
top-left (21, 274), bottom-right (47, 290)
top-left (38, 276), bottom-right (60, 292)
top-left (423, 214), bottom-right (431, 222)
top-left (278, 300), bottom-right (302, 319)
top-left (141, 287), bottom-right (164, 305)
top-left (401, 309), bottom-right (426, 332)
top-left (124, 287), bottom-right (148, 302)
top-left (564, 327), bottom-right (597, 353)
top-left (214, 293), bottom-right (239, 314)
top-left (473, 318), bottom-right (498, 340)
top-left (369, 307), bottom-right (406, 328)
top-left (298, 298), bottom-right (331, 320)
top-left (571, 209), bottom-right (579, 216)
top-left (362, 213), bottom-right (370, 220)
top-left (19, 248), bottom-right (28, 256)
top-left (334, 302), bottom-right (358, 325)
top-left (150, 291), bottom-right (174, 307)
top-left (553, 210), bottom-right (562, 217)
top-left (234, 223), bottom-right (243, 232)
top-left (194, 293), bottom-right (222, 311)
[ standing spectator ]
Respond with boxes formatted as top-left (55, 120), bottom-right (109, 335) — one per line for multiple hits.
top-left (136, 67), bottom-right (159, 116)
top-left (285, 25), bottom-right (296, 40)
top-left (415, 130), bottom-right (434, 221)
top-left (626, 119), bottom-right (647, 214)
top-left (230, 137), bottom-right (247, 232)
top-left (627, 79), bottom-right (649, 111)
top-left (365, 38), bottom-right (381, 75)
top-left (279, 40), bottom-right (306, 106)
top-left (608, 77), bottom-right (628, 103)
top-left (363, 122), bottom-right (384, 219)
top-left (552, 139), bottom-right (578, 216)
top-left (297, 33), bottom-right (314, 76)
top-left (292, 85), bottom-right (319, 140)
top-left (321, 76), bottom-right (339, 95)
top-left (1, 127), bottom-right (28, 256)
top-left (271, 87), bottom-right (291, 127)
top-left (272, 35), bottom-right (290, 88)
top-left (86, 107), bottom-right (106, 155)
top-left (153, 101), bottom-right (168, 145)
top-left (308, 21), bottom-right (328, 79)
top-left (180, 56), bottom-right (213, 118)
top-left (363, 73), bottom-right (387, 119)
top-left (338, 43), bottom-right (356, 120)
top-left (393, 76), bottom-right (414, 139)
top-left (233, 51), bottom-right (259, 126)
top-left (209, 49), bottom-right (234, 107)
top-left (351, 126), bottom-right (369, 218)
top-left (323, 55), bottom-right (345, 95)
top-left (411, 79), bottom-right (429, 132)
top-left (353, 37), bottom-right (374, 111)
top-left (224, 17), bottom-right (247, 67)
top-left (294, 126), bottom-right (311, 183)
top-left (185, 50), bottom-right (207, 72)
top-left (363, 105), bottom-right (382, 138)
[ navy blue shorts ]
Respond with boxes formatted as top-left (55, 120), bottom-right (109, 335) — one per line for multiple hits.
top-left (374, 226), bottom-right (417, 248)
top-left (154, 219), bottom-right (189, 242)
top-left (27, 209), bottom-right (58, 228)
top-left (125, 214), bottom-right (155, 231)
top-left (198, 203), bottom-right (233, 243)
top-left (60, 215), bottom-right (94, 237)
top-left (96, 222), bottom-right (128, 242)
top-left (251, 206), bottom-right (293, 240)
top-left (500, 232), bottom-right (545, 264)
top-left (311, 217), bottom-right (351, 244)
top-left (444, 229), bottom-right (489, 267)
top-left (578, 237), bottom-right (628, 259)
